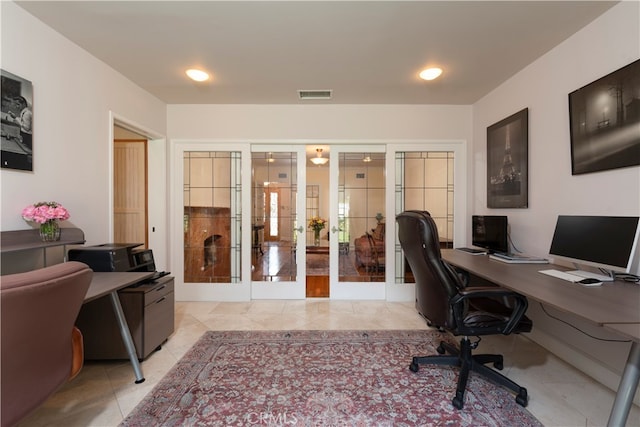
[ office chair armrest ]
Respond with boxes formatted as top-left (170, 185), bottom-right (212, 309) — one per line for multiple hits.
top-left (451, 287), bottom-right (529, 334)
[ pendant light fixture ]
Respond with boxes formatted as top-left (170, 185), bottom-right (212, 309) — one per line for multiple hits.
top-left (310, 148), bottom-right (328, 165)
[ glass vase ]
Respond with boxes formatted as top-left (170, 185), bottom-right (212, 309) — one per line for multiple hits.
top-left (39, 221), bottom-right (61, 242)
top-left (313, 229), bottom-right (320, 246)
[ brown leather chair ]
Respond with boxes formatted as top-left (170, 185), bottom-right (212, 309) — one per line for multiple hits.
top-left (1, 261), bottom-right (92, 427)
top-left (396, 210), bottom-right (532, 409)
top-left (354, 223), bottom-right (385, 272)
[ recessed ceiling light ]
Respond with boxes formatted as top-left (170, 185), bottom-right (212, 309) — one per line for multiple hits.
top-left (186, 69), bottom-right (210, 82)
top-left (419, 67), bottom-right (443, 81)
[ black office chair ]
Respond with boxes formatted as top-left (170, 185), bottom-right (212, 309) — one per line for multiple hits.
top-left (396, 210), bottom-right (532, 409)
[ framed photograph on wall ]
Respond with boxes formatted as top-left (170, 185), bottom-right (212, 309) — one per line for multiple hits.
top-left (1, 69), bottom-right (33, 171)
top-left (569, 59), bottom-right (640, 175)
top-left (487, 108), bottom-right (528, 208)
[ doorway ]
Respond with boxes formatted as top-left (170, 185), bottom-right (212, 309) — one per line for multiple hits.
top-left (263, 185), bottom-right (282, 242)
top-left (305, 150), bottom-right (330, 297)
top-left (113, 125), bottom-right (148, 247)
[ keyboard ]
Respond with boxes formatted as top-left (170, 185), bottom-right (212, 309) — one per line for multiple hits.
top-left (490, 253), bottom-right (549, 264)
top-left (138, 271), bottom-right (171, 284)
top-left (456, 247), bottom-right (487, 255)
top-left (538, 269), bottom-right (583, 282)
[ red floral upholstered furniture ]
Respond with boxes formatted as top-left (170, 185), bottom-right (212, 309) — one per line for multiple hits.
top-left (354, 223), bottom-right (385, 272)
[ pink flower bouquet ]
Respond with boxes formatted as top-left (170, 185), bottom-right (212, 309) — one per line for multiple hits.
top-left (22, 201), bottom-right (70, 224)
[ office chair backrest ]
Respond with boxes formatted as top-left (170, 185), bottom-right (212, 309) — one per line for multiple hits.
top-left (396, 211), bottom-right (462, 329)
top-left (1, 261), bottom-right (92, 427)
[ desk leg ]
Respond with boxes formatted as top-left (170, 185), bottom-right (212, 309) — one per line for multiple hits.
top-left (108, 291), bottom-right (145, 384)
top-left (607, 341), bottom-right (640, 427)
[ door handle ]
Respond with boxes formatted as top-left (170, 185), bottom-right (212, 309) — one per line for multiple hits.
top-left (331, 226), bottom-right (339, 233)
top-left (294, 226), bottom-right (303, 233)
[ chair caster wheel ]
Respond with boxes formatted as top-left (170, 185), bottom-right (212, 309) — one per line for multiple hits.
top-left (409, 362), bottom-right (419, 372)
top-left (452, 396), bottom-right (464, 410)
top-left (493, 361), bottom-right (503, 370)
top-left (436, 344), bottom-right (445, 354)
top-left (516, 388), bottom-right (528, 407)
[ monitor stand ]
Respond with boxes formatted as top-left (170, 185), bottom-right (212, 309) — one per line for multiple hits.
top-left (567, 265), bottom-right (615, 282)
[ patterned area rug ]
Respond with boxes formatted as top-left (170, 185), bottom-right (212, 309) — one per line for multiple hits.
top-left (121, 330), bottom-right (542, 427)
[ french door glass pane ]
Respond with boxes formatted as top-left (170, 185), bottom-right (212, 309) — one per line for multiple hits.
top-left (339, 152), bottom-right (385, 282)
top-left (251, 152), bottom-right (298, 282)
top-left (395, 151), bottom-right (454, 284)
top-left (183, 151), bottom-right (241, 283)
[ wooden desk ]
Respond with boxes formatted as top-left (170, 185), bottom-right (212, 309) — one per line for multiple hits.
top-left (86, 272), bottom-right (154, 383)
top-left (442, 250), bottom-right (640, 426)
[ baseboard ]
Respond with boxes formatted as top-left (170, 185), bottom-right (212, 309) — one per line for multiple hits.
top-left (528, 328), bottom-right (640, 407)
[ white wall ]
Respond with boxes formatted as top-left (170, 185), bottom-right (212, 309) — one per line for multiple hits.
top-left (473, 2), bottom-right (639, 262)
top-left (0, 2), bottom-right (166, 247)
top-left (472, 1), bottom-right (640, 393)
top-left (167, 104), bottom-right (472, 141)
top-left (306, 165), bottom-right (330, 224)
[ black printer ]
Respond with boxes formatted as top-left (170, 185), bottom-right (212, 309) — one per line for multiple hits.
top-left (68, 243), bottom-right (155, 272)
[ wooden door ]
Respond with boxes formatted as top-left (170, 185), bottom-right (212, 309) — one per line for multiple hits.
top-left (114, 140), bottom-right (147, 246)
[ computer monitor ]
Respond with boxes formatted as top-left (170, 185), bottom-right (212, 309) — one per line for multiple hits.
top-left (548, 215), bottom-right (640, 280)
top-left (472, 215), bottom-right (509, 254)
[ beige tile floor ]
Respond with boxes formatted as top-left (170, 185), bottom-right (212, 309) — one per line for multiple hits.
top-left (19, 300), bottom-right (640, 427)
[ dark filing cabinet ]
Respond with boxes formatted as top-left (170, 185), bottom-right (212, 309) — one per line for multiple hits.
top-left (72, 244), bottom-right (175, 360)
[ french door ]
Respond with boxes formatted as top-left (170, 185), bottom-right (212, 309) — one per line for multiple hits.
top-left (174, 143), bottom-right (247, 301)
top-left (329, 145), bottom-right (387, 299)
top-left (250, 145), bottom-right (307, 299)
top-left (171, 141), bottom-right (466, 302)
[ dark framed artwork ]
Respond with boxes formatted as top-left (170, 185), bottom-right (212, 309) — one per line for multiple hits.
top-left (1, 69), bottom-right (33, 171)
top-left (569, 59), bottom-right (640, 175)
top-left (487, 108), bottom-right (528, 208)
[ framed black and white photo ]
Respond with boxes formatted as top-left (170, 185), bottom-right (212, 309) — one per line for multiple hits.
top-left (569, 59), bottom-right (640, 175)
top-left (1, 69), bottom-right (33, 171)
top-left (487, 108), bottom-right (528, 208)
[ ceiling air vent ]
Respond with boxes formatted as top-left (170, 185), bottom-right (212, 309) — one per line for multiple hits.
top-left (298, 90), bottom-right (332, 100)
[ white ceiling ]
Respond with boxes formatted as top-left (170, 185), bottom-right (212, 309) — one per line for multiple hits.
top-left (15, 1), bottom-right (617, 105)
